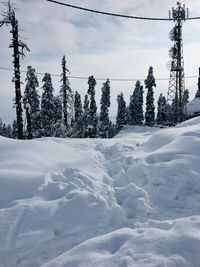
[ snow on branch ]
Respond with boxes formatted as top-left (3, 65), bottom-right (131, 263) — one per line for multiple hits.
top-left (0, 17), bottom-right (11, 27)
top-left (18, 40), bottom-right (30, 56)
top-left (0, 0), bottom-right (15, 27)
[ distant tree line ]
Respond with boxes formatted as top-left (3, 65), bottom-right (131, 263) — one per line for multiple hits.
top-left (0, 64), bottom-right (190, 139)
top-left (0, 1), bottom-right (190, 140)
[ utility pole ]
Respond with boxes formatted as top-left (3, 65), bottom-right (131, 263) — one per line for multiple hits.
top-left (167, 2), bottom-right (189, 123)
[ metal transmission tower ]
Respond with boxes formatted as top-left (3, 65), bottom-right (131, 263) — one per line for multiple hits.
top-left (167, 2), bottom-right (189, 123)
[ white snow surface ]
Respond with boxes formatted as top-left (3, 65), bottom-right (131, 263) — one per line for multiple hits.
top-left (1, 122), bottom-right (200, 267)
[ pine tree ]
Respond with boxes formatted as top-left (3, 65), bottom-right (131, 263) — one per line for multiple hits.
top-left (26, 104), bottom-right (32, 139)
top-left (74, 91), bottom-right (83, 123)
top-left (165, 104), bottom-right (173, 125)
top-left (87, 76), bottom-right (98, 138)
top-left (52, 96), bottom-right (63, 137)
top-left (138, 82), bottom-right (144, 125)
top-left (72, 91), bottom-right (83, 138)
top-left (1, 124), bottom-right (7, 137)
top-left (84, 94), bottom-right (89, 111)
top-left (129, 80), bottom-right (144, 125)
top-left (82, 94), bottom-right (90, 137)
top-left (170, 89), bottom-right (189, 124)
top-left (145, 66), bottom-right (156, 126)
top-left (156, 94), bottom-right (167, 125)
top-left (12, 120), bottom-right (17, 139)
top-left (108, 121), bottom-right (115, 138)
top-left (6, 124), bottom-right (12, 138)
top-left (182, 89), bottom-right (189, 106)
top-left (23, 66), bottom-right (40, 138)
top-left (60, 56), bottom-right (73, 128)
top-left (116, 93), bottom-right (126, 130)
top-left (99, 79), bottom-right (111, 138)
top-left (171, 94), bottom-right (179, 124)
top-left (40, 73), bottom-right (55, 137)
top-left (0, 123), bottom-right (12, 138)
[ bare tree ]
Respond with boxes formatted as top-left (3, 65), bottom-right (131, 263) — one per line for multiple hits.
top-left (0, 1), bottom-right (30, 139)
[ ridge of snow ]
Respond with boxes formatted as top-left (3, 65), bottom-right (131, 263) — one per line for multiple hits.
top-left (1, 119), bottom-right (200, 266)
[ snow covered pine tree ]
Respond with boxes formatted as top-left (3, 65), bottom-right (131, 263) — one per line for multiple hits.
top-left (23, 66), bottom-right (40, 138)
top-left (156, 94), bottom-right (167, 125)
top-left (40, 73), bottom-right (55, 137)
top-left (52, 96), bottom-right (63, 137)
top-left (87, 76), bottom-right (98, 138)
top-left (99, 79), bottom-right (111, 138)
top-left (72, 91), bottom-right (83, 138)
top-left (129, 80), bottom-right (144, 126)
top-left (116, 93), bottom-right (127, 131)
top-left (145, 66), bottom-right (156, 126)
top-left (82, 95), bottom-right (90, 137)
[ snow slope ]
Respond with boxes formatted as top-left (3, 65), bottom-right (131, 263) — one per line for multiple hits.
top-left (0, 122), bottom-right (200, 267)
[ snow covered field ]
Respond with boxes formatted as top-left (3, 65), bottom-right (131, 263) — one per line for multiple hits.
top-left (1, 118), bottom-right (200, 267)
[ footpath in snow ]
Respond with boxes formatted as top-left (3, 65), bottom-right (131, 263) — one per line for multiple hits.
top-left (1, 117), bottom-right (200, 266)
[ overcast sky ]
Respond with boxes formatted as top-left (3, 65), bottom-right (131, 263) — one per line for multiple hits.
top-left (1, 0), bottom-right (200, 124)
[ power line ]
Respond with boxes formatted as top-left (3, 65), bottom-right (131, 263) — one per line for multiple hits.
top-left (0, 66), bottom-right (198, 82)
top-left (45, 0), bottom-right (200, 21)
top-left (46, 0), bottom-right (172, 21)
top-left (186, 16), bottom-right (200, 20)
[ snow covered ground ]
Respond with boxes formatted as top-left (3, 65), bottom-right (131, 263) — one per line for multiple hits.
top-left (1, 118), bottom-right (200, 267)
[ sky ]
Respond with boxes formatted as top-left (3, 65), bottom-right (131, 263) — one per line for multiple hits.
top-left (1, 0), bottom-right (200, 124)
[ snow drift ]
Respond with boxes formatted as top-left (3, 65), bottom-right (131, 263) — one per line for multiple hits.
top-left (0, 122), bottom-right (200, 266)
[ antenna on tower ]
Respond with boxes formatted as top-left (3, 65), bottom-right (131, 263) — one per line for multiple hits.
top-left (186, 8), bottom-right (189, 19)
top-left (167, 2), bottom-right (188, 123)
top-left (169, 10), bottom-right (171, 20)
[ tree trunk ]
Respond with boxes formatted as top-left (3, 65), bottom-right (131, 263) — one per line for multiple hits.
top-left (11, 14), bottom-right (24, 139)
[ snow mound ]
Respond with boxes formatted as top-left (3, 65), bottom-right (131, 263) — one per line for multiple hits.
top-left (1, 121), bottom-right (200, 266)
top-left (44, 216), bottom-right (200, 267)
top-left (177, 115), bottom-right (200, 127)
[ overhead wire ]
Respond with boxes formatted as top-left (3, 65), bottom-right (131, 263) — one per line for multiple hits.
top-left (45, 0), bottom-right (200, 21)
top-left (45, 0), bottom-right (172, 21)
top-left (2, 2), bottom-right (199, 83)
top-left (0, 66), bottom-right (198, 82)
